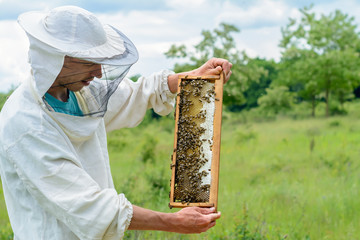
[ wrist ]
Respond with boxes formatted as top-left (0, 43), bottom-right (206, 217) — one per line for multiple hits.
top-left (153, 211), bottom-right (177, 232)
top-left (129, 205), bottom-right (175, 231)
top-left (167, 70), bottom-right (196, 93)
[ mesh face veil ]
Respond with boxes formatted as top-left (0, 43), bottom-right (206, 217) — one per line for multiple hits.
top-left (73, 28), bottom-right (138, 117)
top-left (44, 60), bottom-right (131, 117)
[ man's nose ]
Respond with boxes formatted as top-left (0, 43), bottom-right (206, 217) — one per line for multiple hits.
top-left (90, 64), bottom-right (102, 78)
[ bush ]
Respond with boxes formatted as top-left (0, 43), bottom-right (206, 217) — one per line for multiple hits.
top-left (258, 87), bottom-right (293, 115)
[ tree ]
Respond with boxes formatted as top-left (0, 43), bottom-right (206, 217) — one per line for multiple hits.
top-left (275, 48), bottom-right (322, 117)
top-left (240, 58), bottom-right (277, 111)
top-left (277, 5), bottom-right (360, 117)
top-left (165, 23), bottom-right (266, 109)
top-left (258, 86), bottom-right (294, 115)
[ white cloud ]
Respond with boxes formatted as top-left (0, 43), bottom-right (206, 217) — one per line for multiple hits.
top-left (217, 0), bottom-right (299, 28)
top-left (312, 0), bottom-right (360, 28)
top-left (236, 26), bottom-right (283, 61)
top-left (165, 0), bottom-right (207, 8)
top-left (0, 20), bottom-right (29, 92)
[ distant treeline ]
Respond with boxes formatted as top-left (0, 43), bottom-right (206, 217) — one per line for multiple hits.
top-left (164, 5), bottom-right (360, 117)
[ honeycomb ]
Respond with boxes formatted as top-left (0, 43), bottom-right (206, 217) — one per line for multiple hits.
top-left (172, 78), bottom-right (217, 203)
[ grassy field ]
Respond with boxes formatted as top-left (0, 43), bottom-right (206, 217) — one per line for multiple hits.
top-left (1, 103), bottom-right (360, 239)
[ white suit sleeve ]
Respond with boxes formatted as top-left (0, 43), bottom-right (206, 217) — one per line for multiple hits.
top-left (104, 69), bottom-right (176, 131)
top-left (5, 128), bottom-right (132, 240)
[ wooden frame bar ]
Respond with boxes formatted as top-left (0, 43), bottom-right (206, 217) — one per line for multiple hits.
top-left (169, 73), bottom-right (224, 211)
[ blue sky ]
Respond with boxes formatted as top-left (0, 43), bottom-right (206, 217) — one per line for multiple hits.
top-left (0, 0), bottom-right (359, 92)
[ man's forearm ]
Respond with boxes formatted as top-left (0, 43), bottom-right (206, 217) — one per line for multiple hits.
top-left (127, 204), bottom-right (221, 234)
top-left (128, 205), bottom-right (176, 232)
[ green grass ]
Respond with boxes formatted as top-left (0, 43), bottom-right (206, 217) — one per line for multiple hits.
top-left (0, 186), bottom-right (12, 240)
top-left (218, 115), bottom-right (360, 239)
top-left (1, 104), bottom-right (360, 239)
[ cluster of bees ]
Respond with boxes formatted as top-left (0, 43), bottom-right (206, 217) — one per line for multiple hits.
top-left (171, 79), bottom-right (216, 203)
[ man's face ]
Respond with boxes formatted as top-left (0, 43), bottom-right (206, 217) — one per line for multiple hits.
top-left (54, 56), bottom-right (102, 92)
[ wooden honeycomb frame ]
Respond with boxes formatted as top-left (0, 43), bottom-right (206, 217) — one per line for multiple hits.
top-left (169, 73), bottom-right (224, 210)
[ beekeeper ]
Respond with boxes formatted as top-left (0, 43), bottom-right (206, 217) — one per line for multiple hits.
top-left (0, 5), bottom-right (232, 240)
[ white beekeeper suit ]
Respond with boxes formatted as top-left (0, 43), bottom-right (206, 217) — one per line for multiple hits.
top-left (0, 6), bottom-right (175, 240)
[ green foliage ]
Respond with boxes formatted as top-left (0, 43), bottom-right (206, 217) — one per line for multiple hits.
top-left (0, 92), bottom-right (12, 111)
top-left (235, 127), bottom-right (258, 143)
top-left (139, 133), bottom-right (158, 164)
top-left (107, 130), bottom-right (128, 151)
top-left (223, 52), bottom-right (266, 107)
top-left (165, 22), bottom-right (267, 107)
top-left (277, 5), bottom-right (360, 117)
top-left (280, 5), bottom-right (360, 51)
top-left (328, 119), bottom-right (341, 127)
top-left (129, 74), bottom-right (141, 82)
top-left (230, 204), bottom-right (268, 240)
top-left (240, 58), bottom-right (276, 111)
top-left (165, 44), bottom-right (187, 58)
top-left (258, 86), bottom-right (294, 115)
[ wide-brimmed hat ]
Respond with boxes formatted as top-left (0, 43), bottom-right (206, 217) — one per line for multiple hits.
top-left (18, 5), bottom-right (138, 65)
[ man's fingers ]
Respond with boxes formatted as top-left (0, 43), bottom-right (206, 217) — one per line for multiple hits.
top-left (208, 220), bottom-right (216, 228)
top-left (195, 207), bottom-right (216, 214)
top-left (209, 211), bottom-right (221, 222)
top-left (221, 62), bottom-right (232, 75)
top-left (225, 70), bottom-right (232, 83)
top-left (212, 58), bottom-right (232, 72)
top-left (213, 58), bottom-right (232, 82)
top-left (206, 66), bottom-right (222, 75)
top-left (202, 210), bottom-right (221, 224)
top-left (203, 212), bottom-right (221, 230)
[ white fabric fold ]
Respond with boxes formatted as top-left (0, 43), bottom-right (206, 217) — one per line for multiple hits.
top-left (104, 70), bottom-right (176, 132)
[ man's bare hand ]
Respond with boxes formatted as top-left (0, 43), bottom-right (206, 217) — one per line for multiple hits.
top-left (174, 207), bottom-right (221, 234)
top-left (191, 58), bottom-right (232, 83)
top-left (167, 57), bottom-right (233, 93)
top-left (128, 205), bottom-right (221, 234)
